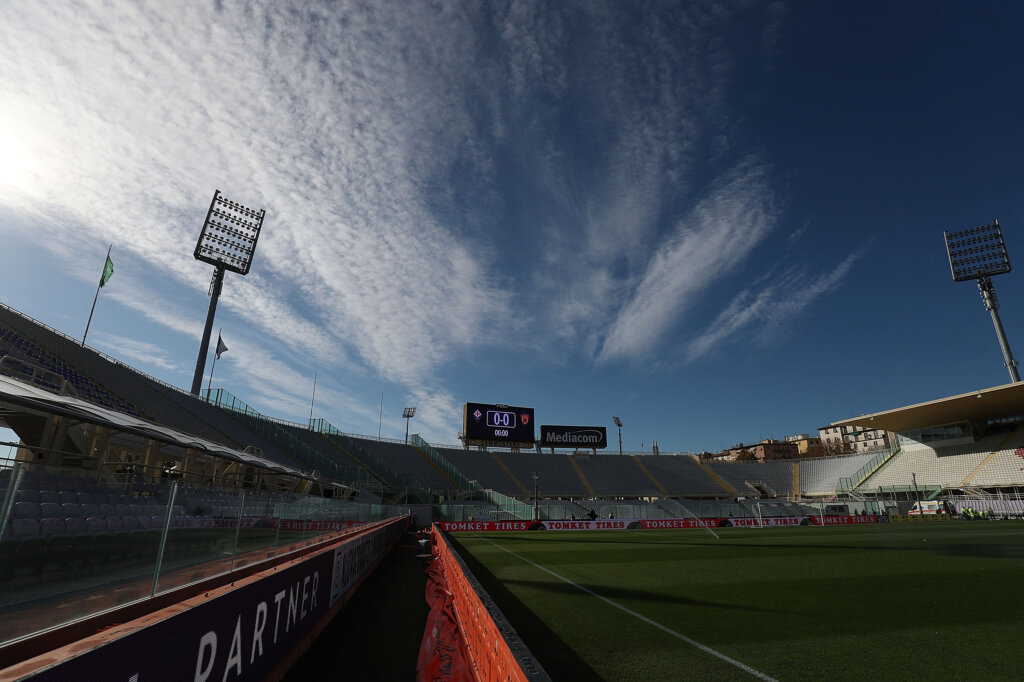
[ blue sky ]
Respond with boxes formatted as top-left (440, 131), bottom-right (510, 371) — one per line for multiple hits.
top-left (1, 1), bottom-right (1022, 453)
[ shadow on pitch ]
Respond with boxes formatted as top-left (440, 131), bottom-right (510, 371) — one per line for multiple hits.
top-left (500, 578), bottom-right (796, 615)
top-left (449, 538), bottom-right (604, 681)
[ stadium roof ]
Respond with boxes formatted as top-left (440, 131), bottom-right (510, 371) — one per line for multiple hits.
top-left (0, 375), bottom-right (308, 478)
top-left (828, 381), bottom-right (1024, 433)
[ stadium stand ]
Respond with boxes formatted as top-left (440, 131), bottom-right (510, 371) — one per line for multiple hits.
top-left (437, 446), bottom-right (529, 495)
top-left (708, 459), bottom-right (795, 498)
top-left (797, 452), bottom-right (876, 496)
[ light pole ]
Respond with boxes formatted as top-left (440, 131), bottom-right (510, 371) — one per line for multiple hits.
top-left (191, 190), bottom-right (265, 395)
top-left (944, 220), bottom-right (1020, 382)
top-left (403, 407), bottom-right (417, 444)
top-left (612, 416), bottom-right (623, 457)
top-left (532, 471), bottom-right (539, 521)
top-left (912, 472), bottom-right (922, 515)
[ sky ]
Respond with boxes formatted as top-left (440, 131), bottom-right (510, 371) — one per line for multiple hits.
top-left (1, 1), bottom-right (1023, 453)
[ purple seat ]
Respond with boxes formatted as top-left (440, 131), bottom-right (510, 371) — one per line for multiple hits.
top-left (61, 503), bottom-right (83, 518)
top-left (14, 490), bottom-right (40, 504)
top-left (85, 517), bottom-right (106, 534)
top-left (39, 517), bottom-right (66, 537)
top-left (40, 502), bottom-right (63, 518)
top-left (12, 501), bottom-right (41, 518)
top-left (11, 518), bottom-right (40, 540)
top-left (65, 517), bottom-right (88, 535)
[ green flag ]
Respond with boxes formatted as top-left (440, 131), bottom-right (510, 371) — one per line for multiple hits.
top-left (99, 255), bottom-right (114, 287)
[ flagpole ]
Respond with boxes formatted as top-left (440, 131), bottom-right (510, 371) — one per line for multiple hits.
top-left (378, 391), bottom-right (383, 441)
top-left (205, 328), bottom-right (221, 399)
top-left (82, 244), bottom-right (112, 347)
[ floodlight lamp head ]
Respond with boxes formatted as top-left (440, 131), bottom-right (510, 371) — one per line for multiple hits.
top-left (403, 407), bottom-right (417, 418)
top-left (612, 416), bottom-right (623, 427)
top-left (944, 219), bottom-right (1011, 282)
top-left (194, 189), bottom-right (265, 275)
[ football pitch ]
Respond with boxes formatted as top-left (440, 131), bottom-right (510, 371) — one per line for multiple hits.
top-left (448, 522), bottom-right (1024, 681)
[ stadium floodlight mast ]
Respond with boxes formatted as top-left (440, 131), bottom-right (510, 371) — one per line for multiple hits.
top-left (612, 416), bottom-right (623, 457)
top-left (190, 190), bottom-right (265, 395)
top-left (402, 407), bottom-right (417, 444)
top-left (532, 471), bottom-right (540, 521)
top-left (944, 219), bottom-right (1019, 383)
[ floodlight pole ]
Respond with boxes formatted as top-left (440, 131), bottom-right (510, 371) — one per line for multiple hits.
top-left (613, 416), bottom-right (623, 457)
top-left (944, 220), bottom-right (1019, 383)
top-left (532, 471), bottom-right (539, 521)
top-left (977, 276), bottom-right (1020, 382)
top-left (403, 407), bottom-right (417, 444)
top-left (191, 265), bottom-right (225, 395)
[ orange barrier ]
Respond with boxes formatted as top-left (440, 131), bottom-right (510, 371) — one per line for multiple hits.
top-left (418, 525), bottom-right (549, 682)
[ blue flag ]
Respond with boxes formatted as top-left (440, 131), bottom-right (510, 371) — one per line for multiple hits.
top-left (215, 333), bottom-right (228, 359)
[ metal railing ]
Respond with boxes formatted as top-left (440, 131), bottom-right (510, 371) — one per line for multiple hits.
top-left (838, 442), bottom-right (901, 493)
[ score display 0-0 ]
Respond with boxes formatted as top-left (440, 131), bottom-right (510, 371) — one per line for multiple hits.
top-left (463, 402), bottom-right (535, 444)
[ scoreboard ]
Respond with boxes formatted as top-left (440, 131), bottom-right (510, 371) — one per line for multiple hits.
top-left (463, 402), bottom-right (535, 446)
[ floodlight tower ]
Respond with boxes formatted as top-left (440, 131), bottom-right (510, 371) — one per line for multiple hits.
top-left (612, 416), bottom-right (623, 457)
top-left (532, 471), bottom-right (539, 521)
top-left (402, 407), bottom-right (417, 444)
top-left (190, 190), bottom-right (265, 395)
top-left (944, 219), bottom-right (1019, 383)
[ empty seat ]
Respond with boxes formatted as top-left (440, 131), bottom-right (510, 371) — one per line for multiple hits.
top-left (61, 503), bottom-right (83, 518)
top-left (39, 518), bottom-right (66, 537)
top-left (12, 501), bottom-right (41, 518)
top-left (14, 490), bottom-right (40, 504)
top-left (10, 518), bottom-right (40, 540)
top-left (65, 517), bottom-right (88, 535)
top-left (38, 491), bottom-right (60, 505)
top-left (58, 491), bottom-right (79, 504)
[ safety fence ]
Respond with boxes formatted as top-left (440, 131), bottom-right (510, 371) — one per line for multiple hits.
top-left (2, 516), bottom-right (408, 680)
top-left (419, 525), bottom-right (549, 682)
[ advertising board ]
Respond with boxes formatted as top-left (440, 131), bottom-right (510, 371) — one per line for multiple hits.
top-left (539, 424), bottom-right (607, 449)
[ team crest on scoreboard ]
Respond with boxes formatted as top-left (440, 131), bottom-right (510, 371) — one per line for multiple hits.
top-left (520, 413), bottom-right (530, 425)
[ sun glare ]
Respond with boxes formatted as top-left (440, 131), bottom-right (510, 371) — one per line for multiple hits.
top-left (0, 127), bottom-right (32, 188)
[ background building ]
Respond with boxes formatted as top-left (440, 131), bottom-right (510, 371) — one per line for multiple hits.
top-left (818, 425), bottom-right (890, 453)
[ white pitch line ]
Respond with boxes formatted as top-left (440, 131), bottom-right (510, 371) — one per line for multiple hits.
top-left (475, 535), bottom-right (778, 682)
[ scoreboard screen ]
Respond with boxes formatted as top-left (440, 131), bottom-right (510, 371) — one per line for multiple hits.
top-left (463, 402), bottom-right (535, 445)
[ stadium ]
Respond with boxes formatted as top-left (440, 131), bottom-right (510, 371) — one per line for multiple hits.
top-left (5, 4), bottom-right (1024, 681)
top-left (0, 300), bottom-right (1022, 681)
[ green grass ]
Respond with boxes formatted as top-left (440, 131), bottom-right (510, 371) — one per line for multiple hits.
top-left (449, 522), bottom-right (1024, 681)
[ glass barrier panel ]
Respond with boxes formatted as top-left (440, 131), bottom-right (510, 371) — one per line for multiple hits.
top-left (153, 486), bottom-right (246, 594)
top-left (0, 460), bottom-right (161, 645)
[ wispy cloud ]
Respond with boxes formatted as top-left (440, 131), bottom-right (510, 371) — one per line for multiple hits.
top-left (91, 332), bottom-right (184, 373)
top-left (684, 248), bottom-right (867, 362)
top-left (597, 161), bottom-right (778, 363)
top-left (0, 0), bottom-right (510, 389)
